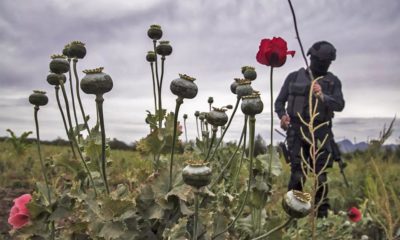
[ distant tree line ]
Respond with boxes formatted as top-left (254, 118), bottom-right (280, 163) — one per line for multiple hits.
top-left (0, 137), bottom-right (137, 151)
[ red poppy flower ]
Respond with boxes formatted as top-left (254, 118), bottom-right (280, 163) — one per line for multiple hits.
top-left (8, 194), bottom-right (32, 229)
top-left (256, 37), bottom-right (295, 67)
top-left (348, 207), bottom-right (362, 222)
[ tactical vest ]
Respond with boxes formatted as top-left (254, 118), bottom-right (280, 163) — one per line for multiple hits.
top-left (287, 68), bottom-right (336, 122)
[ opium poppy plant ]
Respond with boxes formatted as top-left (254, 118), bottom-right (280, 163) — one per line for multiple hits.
top-left (255, 36), bottom-right (295, 188)
top-left (256, 37), bottom-right (295, 67)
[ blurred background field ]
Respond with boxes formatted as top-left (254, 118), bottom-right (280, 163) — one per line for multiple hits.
top-left (0, 133), bottom-right (399, 239)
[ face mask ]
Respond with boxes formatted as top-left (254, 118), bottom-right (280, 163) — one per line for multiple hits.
top-left (310, 56), bottom-right (331, 76)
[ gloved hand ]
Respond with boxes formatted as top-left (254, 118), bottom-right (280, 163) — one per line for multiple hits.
top-left (280, 114), bottom-right (291, 130)
top-left (313, 82), bottom-right (324, 100)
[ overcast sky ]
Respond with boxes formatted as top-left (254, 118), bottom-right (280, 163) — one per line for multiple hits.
top-left (0, 0), bottom-right (399, 144)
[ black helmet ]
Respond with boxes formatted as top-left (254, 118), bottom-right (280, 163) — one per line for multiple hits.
top-left (307, 41), bottom-right (336, 61)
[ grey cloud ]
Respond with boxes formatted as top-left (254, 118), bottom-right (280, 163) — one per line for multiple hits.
top-left (0, 0), bottom-right (399, 143)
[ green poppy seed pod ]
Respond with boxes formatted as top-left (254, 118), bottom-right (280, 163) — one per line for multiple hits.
top-left (182, 161), bottom-right (212, 188)
top-left (183, 114), bottom-right (188, 119)
top-left (62, 44), bottom-right (71, 58)
top-left (69, 41), bottom-right (86, 59)
top-left (282, 190), bottom-right (312, 218)
top-left (241, 66), bottom-right (248, 74)
top-left (80, 67), bottom-right (113, 95)
top-left (146, 51), bottom-right (156, 62)
top-left (243, 66), bottom-right (257, 81)
top-left (147, 24), bottom-right (163, 40)
top-left (156, 41), bottom-right (173, 56)
top-left (236, 79), bottom-right (253, 98)
top-left (230, 78), bottom-right (240, 95)
top-left (206, 107), bottom-right (228, 127)
top-left (241, 93), bottom-right (264, 115)
top-left (170, 74), bottom-right (198, 99)
top-left (208, 97), bottom-right (214, 104)
top-left (29, 90), bottom-right (48, 106)
top-left (199, 112), bottom-right (206, 121)
top-left (49, 54), bottom-right (70, 74)
top-left (194, 111), bottom-right (200, 117)
top-left (47, 72), bottom-right (66, 86)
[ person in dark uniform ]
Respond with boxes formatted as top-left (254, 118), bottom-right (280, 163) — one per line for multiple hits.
top-left (275, 41), bottom-right (345, 218)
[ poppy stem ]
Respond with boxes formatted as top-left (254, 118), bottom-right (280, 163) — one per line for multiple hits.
top-left (267, 67), bottom-right (274, 180)
top-left (55, 85), bottom-right (77, 159)
top-left (184, 118), bottom-right (188, 143)
top-left (169, 97), bottom-right (183, 191)
top-left (73, 58), bottom-right (91, 135)
top-left (96, 94), bottom-right (110, 195)
top-left (209, 97), bottom-right (240, 161)
top-left (205, 126), bottom-right (217, 161)
top-left (60, 82), bottom-right (97, 196)
top-left (210, 116), bottom-right (246, 189)
top-left (33, 106), bottom-right (55, 240)
top-left (195, 116), bottom-right (200, 139)
top-left (153, 40), bottom-right (163, 129)
top-left (67, 58), bottom-right (79, 133)
top-left (33, 106), bottom-right (52, 204)
top-left (232, 115), bottom-right (248, 192)
top-left (157, 57), bottom-right (166, 128)
top-left (200, 119), bottom-right (204, 140)
top-left (193, 189), bottom-right (199, 240)
top-left (150, 62), bottom-right (158, 114)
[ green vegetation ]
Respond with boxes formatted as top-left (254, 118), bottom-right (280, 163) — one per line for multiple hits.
top-left (1, 139), bottom-right (399, 239)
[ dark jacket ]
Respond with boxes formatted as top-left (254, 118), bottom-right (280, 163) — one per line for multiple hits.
top-left (275, 68), bottom-right (345, 123)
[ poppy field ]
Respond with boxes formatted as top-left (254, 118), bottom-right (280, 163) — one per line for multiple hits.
top-left (1, 2), bottom-right (400, 240)
top-left (1, 125), bottom-right (400, 239)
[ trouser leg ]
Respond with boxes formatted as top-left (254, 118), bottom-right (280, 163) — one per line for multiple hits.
top-left (288, 164), bottom-right (306, 191)
top-left (286, 125), bottom-right (306, 191)
top-left (315, 168), bottom-right (329, 218)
